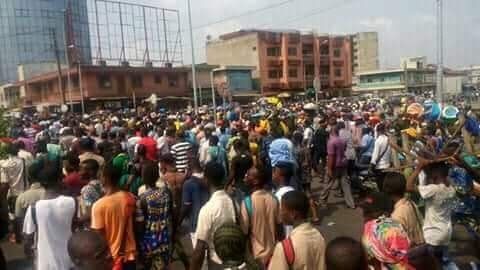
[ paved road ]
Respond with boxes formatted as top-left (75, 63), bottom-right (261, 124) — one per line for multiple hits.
top-left (3, 175), bottom-right (479, 269)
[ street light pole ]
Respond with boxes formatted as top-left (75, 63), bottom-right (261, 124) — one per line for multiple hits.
top-left (436, 0), bottom-right (444, 104)
top-left (210, 70), bottom-right (217, 124)
top-left (187, 0), bottom-right (198, 115)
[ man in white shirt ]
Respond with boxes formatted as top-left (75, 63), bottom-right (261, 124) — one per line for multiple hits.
top-left (370, 123), bottom-right (391, 191)
top-left (0, 144), bottom-right (27, 199)
top-left (16, 141), bottom-right (34, 168)
top-left (23, 164), bottom-right (76, 270)
top-left (273, 163), bottom-right (295, 236)
top-left (0, 143), bottom-right (27, 229)
top-left (418, 162), bottom-right (456, 267)
top-left (191, 161), bottom-right (237, 270)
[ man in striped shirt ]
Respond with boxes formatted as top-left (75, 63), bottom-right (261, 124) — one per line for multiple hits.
top-left (170, 129), bottom-right (193, 173)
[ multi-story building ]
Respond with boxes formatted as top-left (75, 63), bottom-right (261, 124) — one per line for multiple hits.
top-left (351, 32), bottom-right (379, 82)
top-left (461, 66), bottom-right (480, 89)
top-left (206, 29), bottom-right (353, 97)
top-left (354, 57), bottom-right (467, 97)
top-left (354, 68), bottom-right (436, 96)
top-left (0, 0), bottom-right (91, 84)
top-left (12, 65), bottom-right (189, 112)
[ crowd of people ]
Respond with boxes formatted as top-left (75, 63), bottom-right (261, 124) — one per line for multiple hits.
top-left (0, 95), bottom-right (479, 270)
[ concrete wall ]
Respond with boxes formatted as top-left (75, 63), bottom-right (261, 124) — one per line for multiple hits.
top-left (400, 57), bottom-right (427, 69)
top-left (352, 32), bottom-right (379, 75)
top-left (444, 76), bottom-right (466, 94)
top-left (206, 33), bottom-right (260, 77)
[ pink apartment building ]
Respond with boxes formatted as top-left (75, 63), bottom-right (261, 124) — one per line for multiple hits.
top-left (207, 29), bottom-right (353, 97)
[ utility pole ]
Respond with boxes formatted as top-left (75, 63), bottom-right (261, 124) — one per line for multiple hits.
top-left (51, 28), bottom-right (66, 105)
top-left (436, 0), bottom-right (444, 103)
top-left (63, 9), bottom-right (73, 112)
top-left (187, 0), bottom-right (198, 114)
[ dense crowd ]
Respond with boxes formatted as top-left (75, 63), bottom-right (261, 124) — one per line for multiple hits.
top-left (0, 95), bottom-right (479, 270)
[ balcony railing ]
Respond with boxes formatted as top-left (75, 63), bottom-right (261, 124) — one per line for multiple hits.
top-left (267, 60), bottom-right (283, 67)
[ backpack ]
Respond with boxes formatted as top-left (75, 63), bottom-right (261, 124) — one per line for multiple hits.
top-left (281, 237), bottom-right (295, 268)
top-left (209, 146), bottom-right (226, 170)
top-left (244, 195), bottom-right (253, 219)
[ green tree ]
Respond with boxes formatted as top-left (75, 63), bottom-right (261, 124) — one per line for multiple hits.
top-left (0, 109), bottom-right (11, 159)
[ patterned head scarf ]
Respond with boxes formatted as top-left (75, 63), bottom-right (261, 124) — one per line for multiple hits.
top-left (362, 217), bottom-right (413, 270)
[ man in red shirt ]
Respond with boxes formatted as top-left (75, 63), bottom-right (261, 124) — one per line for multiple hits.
top-left (137, 128), bottom-right (158, 161)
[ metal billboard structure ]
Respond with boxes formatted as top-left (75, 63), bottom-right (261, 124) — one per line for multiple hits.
top-left (87, 0), bottom-right (183, 66)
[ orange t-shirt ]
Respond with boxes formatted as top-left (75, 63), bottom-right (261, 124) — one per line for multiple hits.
top-left (91, 191), bottom-right (137, 261)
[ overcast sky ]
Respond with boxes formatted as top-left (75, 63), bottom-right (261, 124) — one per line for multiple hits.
top-left (135, 0), bottom-right (479, 69)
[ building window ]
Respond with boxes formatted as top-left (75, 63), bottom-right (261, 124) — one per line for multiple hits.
top-left (367, 78), bottom-right (373, 83)
top-left (335, 69), bottom-right (342, 77)
top-left (252, 46), bottom-right (257, 51)
top-left (288, 69), bottom-right (298, 78)
top-left (154, 75), bottom-right (162, 84)
top-left (72, 76), bottom-right (79, 88)
top-left (320, 47), bottom-right (329, 55)
top-left (333, 49), bottom-right (341, 58)
top-left (288, 47), bottom-right (297, 56)
top-left (267, 47), bottom-right (281, 57)
top-left (168, 75), bottom-right (178, 87)
top-left (98, 75), bottom-right (112, 89)
top-left (268, 70), bottom-right (283, 79)
top-left (132, 75), bottom-right (143, 88)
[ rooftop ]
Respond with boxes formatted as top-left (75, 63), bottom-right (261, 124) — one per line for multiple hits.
top-left (213, 65), bottom-right (256, 72)
top-left (12, 64), bottom-right (189, 86)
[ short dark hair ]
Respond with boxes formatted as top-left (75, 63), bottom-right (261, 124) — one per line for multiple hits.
top-left (79, 137), bottom-right (95, 151)
top-left (376, 123), bottom-right (386, 134)
top-left (254, 165), bottom-right (267, 185)
top-left (159, 153), bottom-right (175, 165)
top-left (209, 135), bottom-right (219, 146)
top-left (142, 161), bottom-right (159, 186)
top-left (39, 162), bottom-right (61, 188)
top-left (140, 127), bottom-right (149, 137)
top-left (359, 192), bottom-right (393, 218)
top-left (65, 151), bottom-right (80, 169)
top-left (82, 159), bottom-right (100, 175)
top-left (6, 143), bottom-right (19, 156)
top-left (166, 126), bottom-right (176, 137)
top-left (15, 140), bottom-right (25, 150)
top-left (274, 162), bottom-right (294, 182)
top-left (68, 230), bottom-right (107, 266)
top-left (28, 160), bottom-right (43, 184)
top-left (282, 191), bottom-right (309, 219)
top-left (204, 161), bottom-right (225, 188)
top-left (424, 162), bottom-right (449, 179)
top-left (383, 172), bottom-right (407, 197)
top-left (326, 237), bottom-right (367, 270)
top-left (102, 160), bottom-right (122, 187)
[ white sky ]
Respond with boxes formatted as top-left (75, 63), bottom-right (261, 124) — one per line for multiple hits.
top-left (134, 0), bottom-right (480, 69)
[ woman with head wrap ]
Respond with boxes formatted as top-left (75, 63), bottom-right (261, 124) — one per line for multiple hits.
top-left (362, 217), bottom-right (414, 270)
